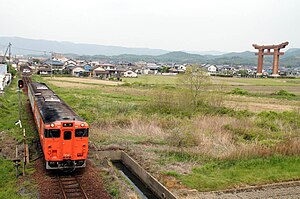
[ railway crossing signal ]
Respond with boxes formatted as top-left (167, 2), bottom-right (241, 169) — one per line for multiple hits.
top-left (18, 80), bottom-right (24, 88)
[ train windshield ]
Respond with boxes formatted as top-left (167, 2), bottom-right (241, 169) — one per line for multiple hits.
top-left (44, 129), bottom-right (60, 138)
top-left (75, 128), bottom-right (89, 137)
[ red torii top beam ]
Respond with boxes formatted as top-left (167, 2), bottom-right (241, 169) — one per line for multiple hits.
top-left (252, 42), bottom-right (289, 50)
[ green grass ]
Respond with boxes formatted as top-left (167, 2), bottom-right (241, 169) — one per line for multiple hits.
top-left (124, 75), bottom-right (300, 86)
top-left (0, 78), bottom-right (37, 198)
top-left (0, 157), bottom-right (25, 198)
top-left (229, 87), bottom-right (300, 101)
top-left (167, 155), bottom-right (300, 191)
top-left (0, 79), bottom-right (36, 141)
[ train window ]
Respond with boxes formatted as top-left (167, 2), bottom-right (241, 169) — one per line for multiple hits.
top-left (44, 129), bottom-right (60, 138)
top-left (75, 129), bottom-right (89, 137)
top-left (64, 131), bottom-right (72, 140)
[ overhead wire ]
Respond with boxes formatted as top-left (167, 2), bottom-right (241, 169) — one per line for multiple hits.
top-left (0, 42), bottom-right (53, 55)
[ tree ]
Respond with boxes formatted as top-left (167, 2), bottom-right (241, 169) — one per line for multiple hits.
top-left (7, 64), bottom-right (17, 77)
top-left (237, 69), bottom-right (248, 77)
top-left (158, 66), bottom-right (170, 73)
top-left (179, 65), bottom-right (209, 106)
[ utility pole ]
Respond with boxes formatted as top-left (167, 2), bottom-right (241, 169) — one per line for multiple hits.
top-left (23, 128), bottom-right (29, 176)
top-left (8, 42), bottom-right (11, 67)
top-left (51, 52), bottom-right (53, 78)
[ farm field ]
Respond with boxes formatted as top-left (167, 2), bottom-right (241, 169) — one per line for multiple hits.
top-left (1, 75), bottom-right (299, 198)
top-left (44, 76), bottom-right (123, 86)
top-left (33, 75), bottom-right (300, 197)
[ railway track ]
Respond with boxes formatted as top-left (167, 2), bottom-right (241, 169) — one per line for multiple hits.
top-left (57, 174), bottom-right (88, 199)
top-left (22, 74), bottom-right (32, 94)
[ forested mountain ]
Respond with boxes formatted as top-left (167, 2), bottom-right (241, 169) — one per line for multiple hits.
top-left (1, 36), bottom-right (299, 67)
top-left (0, 36), bottom-right (168, 56)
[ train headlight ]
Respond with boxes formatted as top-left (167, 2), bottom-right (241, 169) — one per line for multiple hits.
top-left (80, 123), bottom-right (85, 127)
top-left (50, 123), bottom-right (55, 127)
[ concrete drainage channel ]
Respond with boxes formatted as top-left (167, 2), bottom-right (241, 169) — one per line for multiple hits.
top-left (97, 150), bottom-right (177, 199)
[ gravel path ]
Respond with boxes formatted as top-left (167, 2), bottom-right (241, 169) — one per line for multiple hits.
top-left (175, 181), bottom-right (300, 199)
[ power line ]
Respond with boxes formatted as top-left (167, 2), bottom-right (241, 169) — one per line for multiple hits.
top-left (0, 42), bottom-right (52, 54)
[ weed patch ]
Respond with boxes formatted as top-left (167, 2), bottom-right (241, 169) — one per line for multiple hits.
top-left (230, 88), bottom-right (249, 95)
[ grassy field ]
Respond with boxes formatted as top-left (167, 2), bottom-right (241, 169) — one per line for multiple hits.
top-left (168, 155), bottom-right (300, 191)
top-left (210, 76), bottom-right (300, 86)
top-left (123, 75), bottom-right (300, 86)
top-left (0, 78), bottom-right (37, 198)
top-left (32, 75), bottom-right (300, 193)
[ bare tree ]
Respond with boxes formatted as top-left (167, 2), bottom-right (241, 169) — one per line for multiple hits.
top-left (179, 65), bottom-right (210, 106)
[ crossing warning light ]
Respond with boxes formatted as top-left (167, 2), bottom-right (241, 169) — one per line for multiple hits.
top-left (18, 80), bottom-right (24, 89)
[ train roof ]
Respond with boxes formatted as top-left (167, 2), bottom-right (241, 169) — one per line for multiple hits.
top-left (29, 82), bottom-right (84, 123)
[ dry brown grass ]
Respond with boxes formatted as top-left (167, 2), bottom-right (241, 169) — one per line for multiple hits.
top-left (48, 80), bottom-right (99, 88)
top-left (45, 77), bottom-right (123, 85)
top-left (165, 115), bottom-right (300, 160)
top-left (223, 94), bottom-right (300, 112)
top-left (90, 115), bottom-right (168, 146)
top-left (225, 139), bottom-right (300, 160)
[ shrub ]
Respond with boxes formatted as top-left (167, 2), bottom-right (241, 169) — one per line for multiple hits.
top-left (272, 90), bottom-right (296, 97)
top-left (230, 88), bottom-right (249, 95)
top-left (167, 123), bottom-right (198, 148)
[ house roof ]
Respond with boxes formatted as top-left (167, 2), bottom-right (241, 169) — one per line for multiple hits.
top-left (44, 60), bottom-right (64, 66)
top-left (93, 67), bottom-right (105, 72)
top-left (68, 66), bottom-right (84, 70)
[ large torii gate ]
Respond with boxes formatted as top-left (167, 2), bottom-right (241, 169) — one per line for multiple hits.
top-left (252, 42), bottom-right (289, 76)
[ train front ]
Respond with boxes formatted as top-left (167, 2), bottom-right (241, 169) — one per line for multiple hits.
top-left (43, 120), bottom-right (89, 170)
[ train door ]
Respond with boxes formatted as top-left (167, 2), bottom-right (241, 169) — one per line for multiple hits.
top-left (62, 130), bottom-right (73, 159)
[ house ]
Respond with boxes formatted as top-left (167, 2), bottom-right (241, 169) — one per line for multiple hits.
top-left (69, 66), bottom-right (85, 77)
top-left (52, 53), bottom-right (68, 62)
top-left (0, 73), bottom-right (12, 91)
top-left (144, 63), bottom-right (161, 74)
top-left (97, 64), bottom-right (116, 70)
top-left (38, 65), bottom-right (52, 75)
top-left (92, 66), bottom-right (109, 78)
top-left (124, 70), bottom-right (138, 78)
top-left (64, 59), bottom-right (77, 66)
top-left (44, 60), bottom-right (65, 71)
top-left (177, 64), bottom-right (187, 73)
top-left (64, 63), bottom-right (77, 69)
top-left (89, 61), bottom-right (100, 67)
top-left (207, 65), bottom-right (217, 73)
top-left (76, 60), bottom-right (88, 66)
top-left (98, 64), bottom-right (120, 77)
top-left (82, 64), bottom-right (93, 76)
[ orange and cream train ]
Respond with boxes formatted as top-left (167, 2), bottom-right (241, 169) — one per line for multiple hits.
top-left (28, 82), bottom-right (89, 170)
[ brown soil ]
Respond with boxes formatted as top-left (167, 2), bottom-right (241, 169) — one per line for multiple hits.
top-left (0, 131), bottom-right (18, 159)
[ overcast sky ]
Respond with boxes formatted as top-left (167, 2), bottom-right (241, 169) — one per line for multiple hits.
top-left (0, 0), bottom-right (299, 52)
